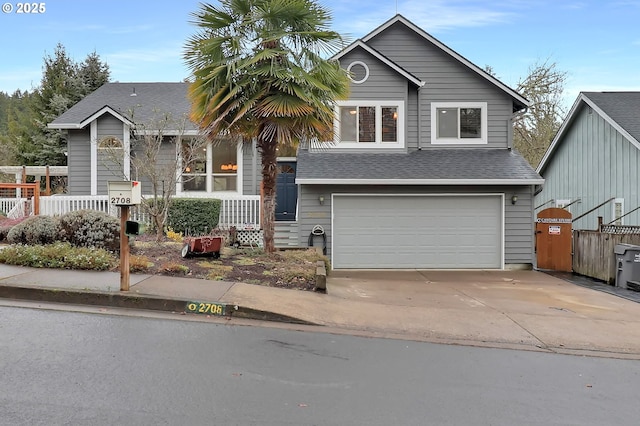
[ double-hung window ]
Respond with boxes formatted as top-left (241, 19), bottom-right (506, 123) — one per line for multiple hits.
top-left (431, 102), bottom-right (487, 144)
top-left (336, 101), bottom-right (404, 148)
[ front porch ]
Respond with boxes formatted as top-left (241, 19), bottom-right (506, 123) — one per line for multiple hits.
top-left (1, 193), bottom-right (301, 248)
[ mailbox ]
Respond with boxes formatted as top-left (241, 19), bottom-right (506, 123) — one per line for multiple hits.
top-left (125, 220), bottom-right (141, 236)
top-left (108, 181), bottom-right (142, 205)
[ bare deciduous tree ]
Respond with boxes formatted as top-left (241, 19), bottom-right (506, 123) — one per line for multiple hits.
top-left (513, 59), bottom-right (568, 168)
top-left (101, 111), bottom-right (207, 241)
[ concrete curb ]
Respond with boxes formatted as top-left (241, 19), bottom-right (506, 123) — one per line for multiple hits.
top-left (0, 284), bottom-right (319, 326)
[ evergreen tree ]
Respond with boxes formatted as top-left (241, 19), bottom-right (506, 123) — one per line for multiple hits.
top-left (0, 90), bottom-right (36, 166)
top-left (79, 51), bottom-right (111, 95)
top-left (24, 44), bottom-right (110, 166)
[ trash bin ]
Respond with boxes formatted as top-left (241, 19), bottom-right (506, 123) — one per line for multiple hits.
top-left (614, 244), bottom-right (640, 290)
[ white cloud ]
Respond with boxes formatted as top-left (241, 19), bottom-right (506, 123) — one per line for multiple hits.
top-left (105, 44), bottom-right (188, 82)
top-left (332, 0), bottom-right (518, 36)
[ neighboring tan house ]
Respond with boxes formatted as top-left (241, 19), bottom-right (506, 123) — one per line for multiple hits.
top-left (49, 14), bottom-right (543, 270)
top-left (535, 92), bottom-right (640, 230)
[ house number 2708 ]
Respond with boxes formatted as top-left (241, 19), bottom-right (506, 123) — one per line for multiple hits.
top-left (110, 197), bottom-right (131, 205)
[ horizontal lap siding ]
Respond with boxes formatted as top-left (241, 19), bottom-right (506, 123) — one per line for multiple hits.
top-left (366, 23), bottom-right (513, 149)
top-left (340, 49), bottom-right (412, 149)
top-left (243, 142), bottom-right (259, 196)
top-left (97, 114), bottom-right (126, 194)
top-left (67, 129), bottom-right (90, 195)
top-left (299, 184), bottom-right (534, 265)
top-left (131, 138), bottom-right (176, 196)
top-left (536, 105), bottom-right (640, 229)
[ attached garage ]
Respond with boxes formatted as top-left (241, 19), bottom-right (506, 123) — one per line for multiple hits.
top-left (332, 194), bottom-right (503, 269)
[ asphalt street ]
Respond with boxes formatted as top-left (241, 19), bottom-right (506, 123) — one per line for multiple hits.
top-left (2, 303), bottom-right (640, 425)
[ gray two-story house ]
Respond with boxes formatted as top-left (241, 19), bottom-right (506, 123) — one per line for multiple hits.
top-left (49, 14), bottom-right (542, 270)
top-left (295, 15), bottom-right (542, 269)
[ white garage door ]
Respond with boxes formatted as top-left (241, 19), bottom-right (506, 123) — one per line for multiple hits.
top-left (332, 195), bottom-right (502, 269)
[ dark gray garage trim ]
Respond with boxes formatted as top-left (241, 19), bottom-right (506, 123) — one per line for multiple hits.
top-left (331, 194), bottom-right (504, 269)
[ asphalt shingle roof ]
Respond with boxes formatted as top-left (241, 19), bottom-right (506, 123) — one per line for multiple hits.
top-left (296, 148), bottom-right (542, 182)
top-left (49, 82), bottom-right (197, 130)
top-left (583, 92), bottom-right (640, 143)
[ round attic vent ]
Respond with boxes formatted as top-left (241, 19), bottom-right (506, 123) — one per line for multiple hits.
top-left (347, 61), bottom-right (369, 84)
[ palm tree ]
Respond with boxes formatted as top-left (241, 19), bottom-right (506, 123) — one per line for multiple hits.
top-left (183, 0), bottom-right (350, 253)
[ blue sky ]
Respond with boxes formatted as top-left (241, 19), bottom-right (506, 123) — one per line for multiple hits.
top-left (1, 0), bottom-right (639, 109)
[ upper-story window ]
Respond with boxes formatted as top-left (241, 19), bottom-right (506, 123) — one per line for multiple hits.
top-left (98, 136), bottom-right (123, 149)
top-left (431, 102), bottom-right (487, 145)
top-left (335, 101), bottom-right (404, 148)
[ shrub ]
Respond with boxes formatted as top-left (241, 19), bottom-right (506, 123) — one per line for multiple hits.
top-left (166, 227), bottom-right (183, 243)
top-left (167, 198), bottom-right (221, 235)
top-left (0, 226), bottom-right (12, 242)
top-left (0, 217), bottom-right (27, 242)
top-left (130, 254), bottom-right (154, 272)
top-left (160, 261), bottom-right (190, 274)
top-left (58, 209), bottom-right (120, 251)
top-left (7, 215), bottom-right (59, 245)
top-left (0, 241), bottom-right (115, 270)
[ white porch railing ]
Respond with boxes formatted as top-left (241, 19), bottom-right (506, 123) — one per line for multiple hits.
top-left (37, 194), bottom-right (261, 229)
top-left (39, 195), bottom-right (111, 216)
top-left (0, 198), bottom-right (21, 215)
top-left (218, 195), bottom-right (261, 230)
top-left (0, 198), bottom-right (30, 219)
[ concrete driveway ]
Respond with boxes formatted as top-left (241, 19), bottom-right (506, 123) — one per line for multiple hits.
top-left (322, 270), bottom-right (640, 358)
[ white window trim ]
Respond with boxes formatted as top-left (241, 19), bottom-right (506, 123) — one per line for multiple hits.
top-left (97, 136), bottom-right (123, 149)
top-left (176, 142), bottom-right (243, 196)
top-left (613, 198), bottom-right (624, 225)
top-left (334, 100), bottom-right (405, 148)
top-left (430, 102), bottom-right (488, 145)
top-left (123, 124), bottom-right (131, 180)
top-left (346, 61), bottom-right (369, 84)
top-left (90, 121), bottom-right (98, 195)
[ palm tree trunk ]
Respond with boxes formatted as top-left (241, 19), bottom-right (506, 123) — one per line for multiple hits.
top-left (259, 137), bottom-right (278, 253)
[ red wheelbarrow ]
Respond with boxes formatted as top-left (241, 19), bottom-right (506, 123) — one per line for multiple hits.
top-left (181, 236), bottom-right (224, 259)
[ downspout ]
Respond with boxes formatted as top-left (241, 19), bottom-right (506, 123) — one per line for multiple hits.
top-left (417, 82), bottom-right (425, 150)
top-left (508, 111), bottom-right (519, 150)
top-left (251, 137), bottom-right (258, 194)
top-left (90, 120), bottom-right (97, 195)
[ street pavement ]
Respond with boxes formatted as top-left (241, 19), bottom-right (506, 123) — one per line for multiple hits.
top-left (1, 264), bottom-right (640, 359)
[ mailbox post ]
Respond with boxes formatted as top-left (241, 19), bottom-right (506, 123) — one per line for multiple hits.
top-left (108, 181), bottom-right (142, 291)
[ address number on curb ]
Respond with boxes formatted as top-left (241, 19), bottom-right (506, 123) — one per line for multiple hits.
top-left (186, 301), bottom-right (226, 316)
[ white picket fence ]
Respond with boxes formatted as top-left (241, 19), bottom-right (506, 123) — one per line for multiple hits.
top-left (2, 194), bottom-right (261, 229)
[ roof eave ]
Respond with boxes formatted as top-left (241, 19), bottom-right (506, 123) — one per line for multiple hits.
top-left (296, 178), bottom-right (544, 185)
top-left (47, 123), bottom-right (82, 130)
top-left (537, 92), bottom-right (640, 174)
top-left (361, 14), bottom-right (529, 107)
top-left (333, 40), bottom-right (424, 87)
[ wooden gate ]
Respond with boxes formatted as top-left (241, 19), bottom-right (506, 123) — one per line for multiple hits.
top-left (536, 207), bottom-right (572, 271)
top-left (0, 183), bottom-right (40, 217)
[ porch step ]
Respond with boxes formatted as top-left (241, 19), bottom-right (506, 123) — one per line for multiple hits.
top-left (275, 221), bottom-right (300, 248)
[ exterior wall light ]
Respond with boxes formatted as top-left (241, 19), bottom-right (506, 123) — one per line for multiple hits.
top-left (511, 195), bottom-right (518, 205)
top-left (318, 195), bottom-right (325, 205)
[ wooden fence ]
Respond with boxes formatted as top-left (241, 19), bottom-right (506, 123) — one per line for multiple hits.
top-left (0, 183), bottom-right (40, 217)
top-left (573, 229), bottom-right (640, 283)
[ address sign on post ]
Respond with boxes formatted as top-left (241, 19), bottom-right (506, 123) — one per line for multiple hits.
top-left (108, 181), bottom-right (142, 205)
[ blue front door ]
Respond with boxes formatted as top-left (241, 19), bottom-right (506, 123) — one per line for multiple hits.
top-left (275, 161), bottom-right (297, 221)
